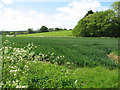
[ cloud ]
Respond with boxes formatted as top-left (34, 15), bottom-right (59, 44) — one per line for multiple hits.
top-left (0, 2), bottom-right (3, 8)
top-left (0, 0), bottom-right (110, 31)
top-left (29, 10), bottom-right (38, 15)
top-left (56, 0), bottom-right (108, 17)
top-left (53, 0), bottom-right (109, 28)
top-left (0, 8), bottom-right (53, 31)
top-left (0, 2), bottom-right (3, 14)
top-left (3, 8), bottom-right (21, 20)
top-left (54, 13), bottom-right (64, 20)
top-left (1, 0), bottom-right (13, 4)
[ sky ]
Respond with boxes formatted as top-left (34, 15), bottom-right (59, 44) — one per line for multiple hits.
top-left (0, 0), bottom-right (116, 31)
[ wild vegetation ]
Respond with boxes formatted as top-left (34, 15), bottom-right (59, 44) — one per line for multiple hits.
top-left (1, 40), bottom-right (118, 88)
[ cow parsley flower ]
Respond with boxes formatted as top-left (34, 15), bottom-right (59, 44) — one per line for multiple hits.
top-left (75, 80), bottom-right (78, 85)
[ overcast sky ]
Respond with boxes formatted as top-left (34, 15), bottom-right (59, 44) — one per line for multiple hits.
top-left (0, 0), bottom-right (115, 31)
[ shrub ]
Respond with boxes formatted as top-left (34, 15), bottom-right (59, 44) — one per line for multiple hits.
top-left (1, 40), bottom-right (64, 88)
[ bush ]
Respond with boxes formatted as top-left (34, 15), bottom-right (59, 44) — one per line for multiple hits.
top-left (1, 40), bottom-right (64, 88)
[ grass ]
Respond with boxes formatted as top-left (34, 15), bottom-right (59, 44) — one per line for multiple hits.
top-left (27, 62), bottom-right (118, 88)
top-left (17, 30), bottom-right (73, 37)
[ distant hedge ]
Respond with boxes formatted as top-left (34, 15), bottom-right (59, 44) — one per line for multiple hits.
top-left (72, 10), bottom-right (119, 37)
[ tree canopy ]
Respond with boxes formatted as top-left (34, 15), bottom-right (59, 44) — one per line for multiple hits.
top-left (72, 9), bottom-right (119, 37)
top-left (39, 26), bottom-right (49, 33)
top-left (55, 27), bottom-right (60, 31)
top-left (28, 28), bottom-right (33, 34)
top-left (84, 10), bottom-right (94, 17)
top-left (111, 1), bottom-right (119, 12)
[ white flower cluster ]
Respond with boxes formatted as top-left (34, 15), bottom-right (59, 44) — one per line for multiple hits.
top-left (1, 40), bottom-right (42, 88)
top-left (16, 85), bottom-right (28, 88)
top-left (1, 40), bottom-right (64, 88)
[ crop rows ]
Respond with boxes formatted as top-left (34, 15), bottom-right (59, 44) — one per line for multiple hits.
top-left (2, 37), bottom-right (118, 68)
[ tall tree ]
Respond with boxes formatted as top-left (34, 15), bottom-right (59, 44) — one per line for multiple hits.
top-left (55, 27), bottom-right (60, 31)
top-left (111, 1), bottom-right (120, 36)
top-left (28, 28), bottom-right (33, 34)
top-left (39, 26), bottom-right (49, 33)
top-left (72, 10), bottom-right (119, 37)
top-left (84, 10), bottom-right (94, 17)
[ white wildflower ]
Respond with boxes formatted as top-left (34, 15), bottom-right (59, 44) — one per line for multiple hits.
top-left (66, 62), bottom-right (70, 64)
top-left (67, 70), bottom-right (69, 73)
top-left (61, 69), bottom-right (65, 71)
top-left (21, 85), bottom-right (28, 88)
top-left (31, 42), bottom-right (33, 46)
top-left (12, 81), bottom-right (15, 83)
top-left (14, 73), bottom-right (16, 76)
top-left (10, 70), bottom-right (17, 73)
top-left (24, 65), bottom-right (28, 68)
top-left (75, 80), bottom-right (78, 85)
top-left (16, 79), bottom-right (19, 83)
top-left (28, 43), bottom-right (30, 46)
top-left (11, 66), bottom-right (14, 69)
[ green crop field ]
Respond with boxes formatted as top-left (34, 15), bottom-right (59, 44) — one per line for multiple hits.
top-left (17, 30), bottom-right (73, 37)
top-left (2, 36), bottom-right (119, 88)
top-left (2, 36), bottom-right (118, 68)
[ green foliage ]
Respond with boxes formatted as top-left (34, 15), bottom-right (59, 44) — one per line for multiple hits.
top-left (2, 37), bottom-right (118, 69)
top-left (48, 27), bottom-right (68, 32)
top-left (48, 28), bottom-right (54, 32)
top-left (72, 10), bottom-right (119, 37)
top-left (84, 10), bottom-right (94, 17)
top-left (27, 63), bottom-right (118, 88)
top-left (1, 40), bottom-right (64, 88)
top-left (28, 28), bottom-right (33, 34)
top-left (1, 40), bottom-right (118, 88)
top-left (55, 27), bottom-right (60, 31)
top-left (39, 26), bottom-right (49, 33)
top-left (111, 1), bottom-right (119, 13)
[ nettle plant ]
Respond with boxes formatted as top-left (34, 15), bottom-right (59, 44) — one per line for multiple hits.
top-left (1, 40), bottom-right (65, 88)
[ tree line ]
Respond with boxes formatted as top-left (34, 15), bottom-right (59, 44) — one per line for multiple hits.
top-left (2, 26), bottom-right (72, 35)
top-left (27, 26), bottom-right (70, 34)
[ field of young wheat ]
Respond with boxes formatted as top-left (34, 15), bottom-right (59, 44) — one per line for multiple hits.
top-left (2, 37), bottom-right (118, 68)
